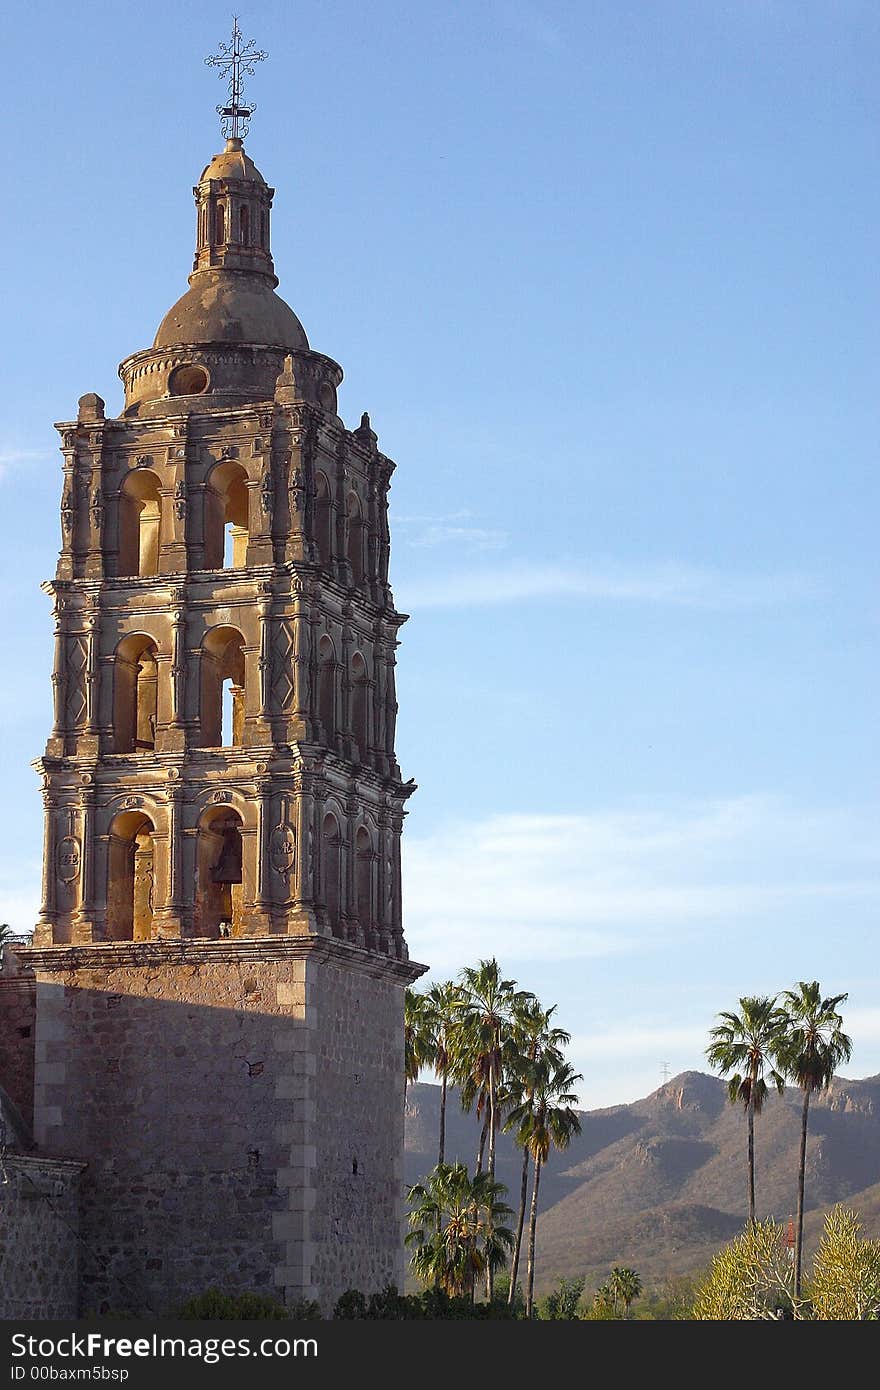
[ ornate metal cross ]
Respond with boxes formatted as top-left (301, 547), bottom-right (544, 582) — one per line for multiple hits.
top-left (206, 17), bottom-right (268, 142)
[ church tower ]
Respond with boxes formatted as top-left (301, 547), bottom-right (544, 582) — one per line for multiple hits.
top-left (22, 31), bottom-right (425, 1315)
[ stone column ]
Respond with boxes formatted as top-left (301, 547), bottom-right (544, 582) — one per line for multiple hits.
top-left (35, 799), bottom-right (56, 945)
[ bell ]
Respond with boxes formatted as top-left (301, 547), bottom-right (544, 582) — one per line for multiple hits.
top-left (211, 827), bottom-right (242, 884)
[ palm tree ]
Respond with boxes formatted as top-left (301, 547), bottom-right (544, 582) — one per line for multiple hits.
top-left (509, 1057), bottom-right (582, 1318)
top-left (777, 981), bottom-right (852, 1298)
top-left (454, 959), bottom-right (533, 1298)
top-left (503, 999), bottom-right (570, 1305)
top-left (404, 987), bottom-right (436, 1100)
top-left (405, 1162), bottom-right (514, 1300)
top-left (706, 995), bottom-right (787, 1223)
top-left (424, 981), bottom-right (463, 1166)
top-left (609, 1266), bottom-right (642, 1318)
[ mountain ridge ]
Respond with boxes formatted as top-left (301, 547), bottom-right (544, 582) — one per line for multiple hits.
top-left (404, 1069), bottom-right (880, 1289)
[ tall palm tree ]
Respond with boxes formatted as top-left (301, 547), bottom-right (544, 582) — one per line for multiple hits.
top-left (503, 999), bottom-right (570, 1305)
top-left (778, 981), bottom-right (852, 1298)
top-left (706, 995), bottom-right (787, 1224)
top-left (454, 959), bottom-right (533, 1298)
top-left (405, 1162), bottom-right (514, 1300)
top-left (609, 1266), bottom-right (642, 1318)
top-left (404, 988), bottom-right (436, 1100)
top-left (424, 981), bottom-right (463, 1166)
top-left (509, 1057), bottom-right (582, 1318)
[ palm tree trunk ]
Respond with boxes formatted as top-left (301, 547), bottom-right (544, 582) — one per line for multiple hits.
top-left (486, 1059), bottom-right (496, 1301)
top-left (438, 1071), bottom-right (447, 1167)
top-left (476, 1115), bottom-right (488, 1174)
top-left (747, 1087), bottom-right (756, 1223)
top-left (525, 1155), bottom-right (542, 1319)
top-left (508, 1146), bottom-right (530, 1305)
top-left (794, 1087), bottom-right (810, 1299)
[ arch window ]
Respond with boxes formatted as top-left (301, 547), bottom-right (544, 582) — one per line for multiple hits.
top-left (215, 202), bottom-right (226, 244)
top-left (351, 651), bottom-right (369, 757)
top-left (195, 806), bottom-right (243, 938)
top-left (314, 472), bottom-right (332, 568)
top-left (118, 469), bottom-right (162, 577)
top-left (239, 205), bottom-right (249, 245)
top-left (107, 810), bottom-right (155, 941)
top-left (322, 811), bottom-right (342, 933)
top-left (317, 634), bottom-right (336, 740)
top-left (113, 634), bottom-right (159, 753)
top-left (346, 492), bottom-right (365, 586)
top-left (355, 824), bottom-right (373, 938)
top-left (204, 460), bottom-right (249, 569)
top-left (200, 626), bottom-right (246, 747)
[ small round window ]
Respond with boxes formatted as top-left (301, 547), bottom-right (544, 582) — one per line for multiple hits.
top-left (168, 364), bottom-right (209, 397)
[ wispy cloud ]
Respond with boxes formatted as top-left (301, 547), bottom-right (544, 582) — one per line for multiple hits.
top-left (0, 447), bottom-right (49, 482)
top-left (399, 560), bottom-right (816, 611)
top-left (392, 509), bottom-right (508, 553)
top-left (403, 797), bottom-right (879, 972)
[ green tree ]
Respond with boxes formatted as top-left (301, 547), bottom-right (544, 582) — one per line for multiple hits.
top-left (538, 1276), bottom-right (586, 1320)
top-left (424, 981), bottom-right (464, 1166)
top-left (587, 1283), bottom-right (617, 1319)
top-left (404, 988), bottom-right (436, 1098)
top-left (454, 959), bottom-right (533, 1298)
top-left (406, 1162), bottom-right (514, 1301)
top-left (508, 1058), bottom-right (582, 1318)
top-left (777, 981), bottom-right (852, 1298)
top-left (609, 1266), bottom-right (643, 1318)
top-left (503, 999), bottom-right (570, 1306)
top-left (692, 1220), bottom-right (796, 1320)
top-left (706, 995), bottom-right (787, 1223)
top-left (808, 1205), bottom-right (880, 1320)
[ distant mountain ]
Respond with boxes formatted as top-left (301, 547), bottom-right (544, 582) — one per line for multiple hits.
top-left (404, 1071), bottom-right (880, 1290)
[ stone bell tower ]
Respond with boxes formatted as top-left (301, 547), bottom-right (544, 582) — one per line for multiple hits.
top-left (21, 50), bottom-right (425, 1314)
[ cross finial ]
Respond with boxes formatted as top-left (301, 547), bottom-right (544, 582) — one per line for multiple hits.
top-left (206, 17), bottom-right (268, 142)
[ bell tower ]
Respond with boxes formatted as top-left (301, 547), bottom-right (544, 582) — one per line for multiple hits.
top-left (22, 24), bottom-right (425, 1316)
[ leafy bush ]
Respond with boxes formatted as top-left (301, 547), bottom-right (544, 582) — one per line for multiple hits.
top-left (538, 1277), bottom-right (586, 1319)
top-left (332, 1284), bottom-right (519, 1319)
top-left (177, 1288), bottom-right (320, 1320)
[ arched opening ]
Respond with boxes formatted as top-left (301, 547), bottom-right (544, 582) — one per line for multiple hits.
top-left (351, 651), bottom-right (369, 758)
top-left (118, 470), bottom-right (162, 577)
top-left (260, 211), bottom-right (267, 247)
top-left (200, 626), bottom-right (245, 747)
top-left (204, 460), bottom-right (249, 569)
top-left (314, 472), bottom-right (332, 568)
top-left (346, 492), bottom-right (365, 586)
top-left (215, 202), bottom-right (226, 244)
top-left (107, 810), bottom-right (155, 941)
top-left (317, 635), bottom-right (336, 740)
top-left (356, 824), bottom-right (372, 940)
top-left (113, 634), bottom-right (159, 753)
top-left (195, 806), bottom-right (244, 938)
top-left (239, 205), bottom-right (249, 244)
top-left (322, 811), bottom-right (342, 935)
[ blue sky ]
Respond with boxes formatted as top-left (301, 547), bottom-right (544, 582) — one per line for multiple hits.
top-left (1, 1), bottom-right (878, 1105)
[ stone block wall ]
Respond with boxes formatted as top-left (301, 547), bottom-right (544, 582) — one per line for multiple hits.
top-left (309, 959), bottom-right (407, 1308)
top-left (27, 939), bottom-right (419, 1316)
top-left (0, 963), bottom-right (36, 1134)
top-left (0, 1155), bottom-right (85, 1318)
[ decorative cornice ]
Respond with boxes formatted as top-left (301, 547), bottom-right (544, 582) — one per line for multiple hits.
top-left (16, 936), bottom-right (427, 983)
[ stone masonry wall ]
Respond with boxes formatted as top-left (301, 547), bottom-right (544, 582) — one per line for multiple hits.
top-left (33, 955), bottom-right (307, 1315)
top-left (28, 942), bottom-right (416, 1317)
top-left (309, 960), bottom-right (407, 1309)
top-left (0, 966), bottom-right (36, 1134)
top-left (0, 1156), bottom-right (84, 1318)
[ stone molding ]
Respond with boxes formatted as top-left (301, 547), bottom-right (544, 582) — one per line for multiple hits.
top-left (17, 936), bottom-right (427, 984)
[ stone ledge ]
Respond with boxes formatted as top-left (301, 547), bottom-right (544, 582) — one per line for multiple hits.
top-left (16, 935), bottom-right (428, 984)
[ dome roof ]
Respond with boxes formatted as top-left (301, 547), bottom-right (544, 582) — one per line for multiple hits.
top-left (198, 138), bottom-right (267, 186)
top-left (153, 269), bottom-right (309, 351)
